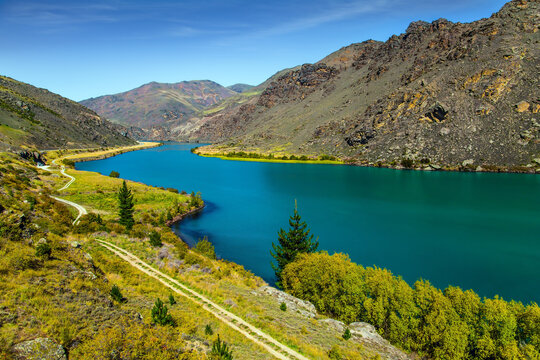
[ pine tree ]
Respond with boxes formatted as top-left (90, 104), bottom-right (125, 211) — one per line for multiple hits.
top-left (110, 284), bottom-right (125, 303)
top-left (211, 335), bottom-right (233, 359)
top-left (118, 180), bottom-right (134, 230)
top-left (271, 200), bottom-right (318, 288)
top-left (151, 298), bottom-right (175, 326)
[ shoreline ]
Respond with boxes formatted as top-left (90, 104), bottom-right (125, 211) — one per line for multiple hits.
top-left (197, 152), bottom-right (343, 165)
top-left (48, 141), bottom-right (162, 165)
top-left (165, 204), bottom-right (205, 227)
top-left (50, 141), bottom-right (206, 248)
top-left (194, 146), bottom-right (540, 175)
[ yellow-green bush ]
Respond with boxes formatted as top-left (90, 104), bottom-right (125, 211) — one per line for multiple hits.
top-left (282, 252), bottom-right (540, 360)
top-left (70, 321), bottom-right (205, 359)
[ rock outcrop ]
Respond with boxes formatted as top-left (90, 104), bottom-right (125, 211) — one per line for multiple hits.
top-left (12, 338), bottom-right (67, 360)
top-left (258, 285), bottom-right (317, 318)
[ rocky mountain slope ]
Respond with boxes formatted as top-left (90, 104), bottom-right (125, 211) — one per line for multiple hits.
top-left (192, 0), bottom-right (540, 171)
top-left (80, 80), bottom-right (237, 140)
top-left (0, 76), bottom-right (135, 151)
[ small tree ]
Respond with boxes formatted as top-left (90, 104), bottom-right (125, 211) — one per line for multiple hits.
top-left (342, 328), bottom-right (351, 340)
top-left (118, 181), bottom-right (134, 230)
top-left (168, 294), bottom-right (176, 306)
top-left (189, 191), bottom-right (203, 208)
top-left (149, 230), bottom-right (162, 247)
top-left (271, 200), bottom-right (318, 288)
top-left (205, 324), bottom-right (214, 336)
top-left (211, 335), bottom-right (233, 359)
top-left (110, 285), bottom-right (125, 303)
top-left (194, 236), bottom-right (216, 259)
top-left (109, 170), bottom-right (120, 178)
top-left (280, 302), bottom-right (287, 311)
top-left (151, 298), bottom-right (175, 326)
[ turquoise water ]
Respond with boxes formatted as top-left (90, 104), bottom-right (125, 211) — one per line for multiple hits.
top-left (77, 143), bottom-right (540, 304)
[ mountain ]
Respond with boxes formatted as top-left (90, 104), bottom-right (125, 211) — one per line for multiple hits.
top-left (80, 80), bottom-right (237, 139)
top-left (0, 75), bottom-right (135, 150)
top-left (191, 0), bottom-right (540, 171)
top-left (227, 83), bottom-right (254, 93)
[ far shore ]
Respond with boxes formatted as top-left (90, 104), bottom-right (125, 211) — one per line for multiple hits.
top-left (46, 141), bottom-right (162, 165)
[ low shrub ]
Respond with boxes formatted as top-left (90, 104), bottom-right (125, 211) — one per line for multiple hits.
top-left (35, 242), bottom-right (52, 259)
top-left (110, 284), bottom-right (126, 303)
top-left (194, 236), bottom-right (216, 259)
top-left (149, 230), bottom-right (162, 247)
top-left (401, 158), bottom-right (414, 168)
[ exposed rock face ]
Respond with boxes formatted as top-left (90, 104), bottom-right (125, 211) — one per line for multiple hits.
top-left (12, 338), bottom-right (67, 360)
top-left (18, 150), bottom-right (46, 165)
top-left (0, 76), bottom-right (136, 150)
top-left (257, 63), bottom-right (339, 108)
top-left (258, 286), bottom-right (411, 359)
top-left (258, 285), bottom-right (317, 318)
top-left (191, 0), bottom-right (540, 171)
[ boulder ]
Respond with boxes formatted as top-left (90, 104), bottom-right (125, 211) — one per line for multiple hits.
top-left (439, 127), bottom-right (450, 136)
top-left (12, 338), bottom-right (66, 360)
top-left (515, 101), bottom-right (530, 112)
top-left (318, 318), bottom-right (345, 332)
top-left (348, 322), bottom-right (410, 360)
top-left (258, 286), bottom-right (317, 318)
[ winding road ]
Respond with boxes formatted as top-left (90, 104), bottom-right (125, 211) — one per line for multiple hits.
top-left (98, 239), bottom-right (309, 360)
top-left (40, 158), bottom-right (86, 224)
top-left (39, 154), bottom-right (309, 360)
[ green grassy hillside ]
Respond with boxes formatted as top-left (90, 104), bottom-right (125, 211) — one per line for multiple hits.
top-left (0, 76), bottom-right (135, 151)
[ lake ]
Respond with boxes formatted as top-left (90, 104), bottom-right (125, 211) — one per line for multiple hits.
top-left (76, 143), bottom-right (540, 304)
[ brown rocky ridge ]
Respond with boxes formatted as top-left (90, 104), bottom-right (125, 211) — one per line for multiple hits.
top-left (190, 0), bottom-right (540, 173)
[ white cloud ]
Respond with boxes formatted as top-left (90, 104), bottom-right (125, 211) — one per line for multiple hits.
top-left (254, 0), bottom-right (393, 37)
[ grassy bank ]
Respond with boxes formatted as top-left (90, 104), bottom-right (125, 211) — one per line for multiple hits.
top-left (47, 141), bottom-right (161, 165)
top-left (193, 147), bottom-right (343, 165)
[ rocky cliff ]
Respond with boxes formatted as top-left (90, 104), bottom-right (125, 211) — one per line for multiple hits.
top-left (0, 76), bottom-right (135, 150)
top-left (192, 0), bottom-right (540, 172)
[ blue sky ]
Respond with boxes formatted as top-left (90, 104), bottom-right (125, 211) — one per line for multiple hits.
top-left (1, 0), bottom-right (508, 101)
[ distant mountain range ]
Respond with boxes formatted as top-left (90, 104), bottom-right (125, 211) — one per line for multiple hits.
top-left (80, 80), bottom-right (244, 140)
top-left (227, 83), bottom-right (254, 93)
top-left (0, 76), bottom-right (135, 150)
top-left (189, 0), bottom-right (539, 171)
top-left (75, 0), bottom-right (539, 171)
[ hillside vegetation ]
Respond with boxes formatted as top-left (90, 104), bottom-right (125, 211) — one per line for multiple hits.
top-left (191, 0), bottom-right (540, 172)
top-left (282, 252), bottom-right (540, 360)
top-left (0, 147), bottom-right (408, 359)
top-left (0, 76), bottom-right (135, 151)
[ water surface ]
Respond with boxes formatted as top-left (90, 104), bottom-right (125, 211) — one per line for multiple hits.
top-left (77, 143), bottom-right (540, 303)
